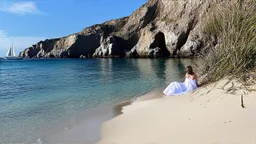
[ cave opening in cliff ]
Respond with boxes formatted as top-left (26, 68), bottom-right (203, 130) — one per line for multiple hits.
top-left (126, 34), bottom-right (140, 51)
top-left (149, 32), bottom-right (170, 57)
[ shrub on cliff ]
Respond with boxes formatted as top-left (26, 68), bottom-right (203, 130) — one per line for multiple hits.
top-left (198, 0), bottom-right (256, 83)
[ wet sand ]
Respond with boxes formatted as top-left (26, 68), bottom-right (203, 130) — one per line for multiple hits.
top-left (40, 89), bottom-right (163, 144)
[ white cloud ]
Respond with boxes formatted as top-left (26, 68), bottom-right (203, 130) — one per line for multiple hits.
top-left (0, 29), bottom-right (45, 57)
top-left (0, 1), bottom-right (44, 15)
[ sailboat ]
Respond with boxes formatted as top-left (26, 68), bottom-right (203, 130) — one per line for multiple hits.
top-left (4, 43), bottom-right (23, 60)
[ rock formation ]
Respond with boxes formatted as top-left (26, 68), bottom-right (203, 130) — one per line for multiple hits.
top-left (20, 0), bottom-right (224, 58)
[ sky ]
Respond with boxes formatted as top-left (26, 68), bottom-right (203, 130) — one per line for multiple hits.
top-left (0, 0), bottom-right (147, 57)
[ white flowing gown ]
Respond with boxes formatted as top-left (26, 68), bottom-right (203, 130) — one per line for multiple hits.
top-left (163, 78), bottom-right (198, 96)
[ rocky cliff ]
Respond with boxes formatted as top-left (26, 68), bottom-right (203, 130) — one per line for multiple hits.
top-left (20, 0), bottom-right (223, 58)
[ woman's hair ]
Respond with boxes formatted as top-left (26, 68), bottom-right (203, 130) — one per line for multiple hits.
top-left (186, 66), bottom-right (194, 75)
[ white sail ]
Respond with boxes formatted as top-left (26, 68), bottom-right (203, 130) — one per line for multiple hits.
top-left (4, 43), bottom-right (22, 60)
top-left (5, 43), bottom-right (15, 57)
top-left (6, 47), bottom-right (11, 57)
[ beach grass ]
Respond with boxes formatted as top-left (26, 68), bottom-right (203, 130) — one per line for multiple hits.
top-left (198, 0), bottom-right (256, 84)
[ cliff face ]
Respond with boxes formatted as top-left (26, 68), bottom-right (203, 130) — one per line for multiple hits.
top-left (20, 0), bottom-right (221, 58)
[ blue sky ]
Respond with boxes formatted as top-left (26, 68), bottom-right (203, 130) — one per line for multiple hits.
top-left (0, 0), bottom-right (147, 56)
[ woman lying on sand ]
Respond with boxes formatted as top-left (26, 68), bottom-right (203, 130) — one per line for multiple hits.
top-left (163, 66), bottom-right (199, 96)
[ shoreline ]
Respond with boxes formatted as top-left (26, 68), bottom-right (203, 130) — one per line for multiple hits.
top-left (36, 78), bottom-right (256, 144)
top-left (1, 58), bottom-right (189, 144)
top-left (40, 89), bottom-right (163, 144)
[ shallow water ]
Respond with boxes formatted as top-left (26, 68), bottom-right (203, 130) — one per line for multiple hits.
top-left (0, 58), bottom-right (191, 144)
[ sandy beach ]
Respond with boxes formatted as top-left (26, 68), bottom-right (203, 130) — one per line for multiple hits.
top-left (98, 79), bottom-right (256, 144)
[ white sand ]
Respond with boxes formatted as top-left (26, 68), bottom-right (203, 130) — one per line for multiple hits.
top-left (98, 79), bottom-right (256, 144)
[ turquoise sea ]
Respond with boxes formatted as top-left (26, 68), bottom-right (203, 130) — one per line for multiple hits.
top-left (0, 59), bottom-right (190, 144)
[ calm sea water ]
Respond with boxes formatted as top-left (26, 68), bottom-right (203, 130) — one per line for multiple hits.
top-left (0, 58), bottom-right (191, 144)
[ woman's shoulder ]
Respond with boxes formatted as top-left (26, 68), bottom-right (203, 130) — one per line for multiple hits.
top-left (186, 72), bottom-right (198, 78)
top-left (190, 73), bottom-right (197, 80)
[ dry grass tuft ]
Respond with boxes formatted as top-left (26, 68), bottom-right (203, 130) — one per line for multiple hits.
top-left (197, 0), bottom-right (256, 84)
